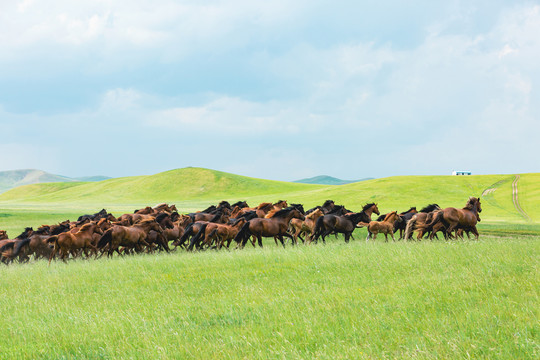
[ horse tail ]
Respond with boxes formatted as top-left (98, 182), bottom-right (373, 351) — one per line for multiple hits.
top-left (178, 223), bottom-right (194, 247)
top-left (233, 222), bottom-right (252, 246)
top-left (0, 242), bottom-right (16, 261)
top-left (404, 215), bottom-right (416, 240)
top-left (207, 228), bottom-right (219, 244)
top-left (426, 210), bottom-right (444, 229)
top-left (312, 216), bottom-right (326, 242)
top-left (11, 238), bottom-right (31, 258)
top-left (0, 242), bottom-right (15, 253)
top-left (97, 229), bottom-right (113, 249)
top-left (188, 223), bottom-right (208, 251)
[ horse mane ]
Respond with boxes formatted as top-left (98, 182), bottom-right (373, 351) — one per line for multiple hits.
top-left (383, 211), bottom-right (397, 221)
top-left (271, 207), bottom-right (296, 219)
top-left (209, 212), bottom-right (223, 222)
top-left (78, 223), bottom-right (94, 232)
top-left (201, 205), bottom-right (217, 213)
top-left (401, 207), bottom-right (416, 214)
top-left (344, 212), bottom-right (369, 224)
top-left (34, 226), bottom-right (50, 235)
top-left (15, 227), bottom-right (33, 239)
top-left (154, 213), bottom-right (169, 223)
top-left (306, 208), bottom-right (323, 219)
top-left (362, 203), bottom-right (376, 211)
top-left (218, 201), bottom-right (231, 209)
top-left (290, 204), bottom-right (305, 214)
top-left (322, 200), bottom-right (335, 208)
top-left (464, 197), bottom-right (479, 210)
top-left (231, 201), bottom-right (248, 208)
top-left (420, 204), bottom-right (440, 213)
top-left (256, 202), bottom-right (272, 210)
top-left (265, 209), bottom-right (279, 218)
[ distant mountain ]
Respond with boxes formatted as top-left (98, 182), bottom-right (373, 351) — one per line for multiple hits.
top-left (293, 175), bottom-right (372, 185)
top-left (0, 169), bottom-right (110, 193)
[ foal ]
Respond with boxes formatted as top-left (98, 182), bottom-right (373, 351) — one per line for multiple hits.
top-left (365, 211), bottom-right (399, 242)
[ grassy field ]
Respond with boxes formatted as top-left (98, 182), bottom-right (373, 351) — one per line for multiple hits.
top-left (0, 168), bottom-right (538, 236)
top-left (1, 236), bottom-right (538, 359)
top-left (0, 168), bottom-right (538, 358)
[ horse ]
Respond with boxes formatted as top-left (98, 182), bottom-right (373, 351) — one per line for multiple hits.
top-left (306, 200), bottom-right (336, 215)
top-left (234, 207), bottom-right (305, 248)
top-left (289, 208), bottom-right (325, 244)
top-left (365, 211), bottom-right (400, 242)
top-left (97, 219), bottom-right (163, 257)
top-left (188, 218), bottom-right (248, 250)
top-left (403, 204), bottom-right (441, 240)
top-left (377, 207), bottom-right (417, 240)
top-left (312, 203), bottom-right (380, 243)
top-left (0, 230), bottom-right (8, 240)
top-left (426, 197), bottom-right (482, 240)
top-left (47, 222), bottom-right (104, 263)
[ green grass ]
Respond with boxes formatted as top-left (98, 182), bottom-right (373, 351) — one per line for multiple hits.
top-left (0, 168), bottom-right (538, 237)
top-left (1, 236), bottom-right (538, 359)
top-left (0, 169), bottom-right (538, 358)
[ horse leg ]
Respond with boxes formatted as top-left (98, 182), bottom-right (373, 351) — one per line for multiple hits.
top-left (384, 233), bottom-right (388, 242)
top-left (277, 235), bottom-right (286, 248)
top-left (366, 231), bottom-right (371, 242)
top-left (48, 247), bottom-right (58, 265)
top-left (471, 226), bottom-right (479, 240)
top-left (257, 235), bottom-right (263, 248)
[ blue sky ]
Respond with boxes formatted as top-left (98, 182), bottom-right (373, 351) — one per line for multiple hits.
top-left (1, 0), bottom-right (539, 181)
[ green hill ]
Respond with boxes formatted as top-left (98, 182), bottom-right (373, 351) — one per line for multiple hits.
top-left (0, 169), bottom-right (110, 193)
top-left (293, 175), bottom-right (371, 185)
top-left (0, 168), bottom-right (538, 235)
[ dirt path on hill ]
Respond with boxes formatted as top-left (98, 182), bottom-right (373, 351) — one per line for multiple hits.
top-left (512, 175), bottom-right (531, 221)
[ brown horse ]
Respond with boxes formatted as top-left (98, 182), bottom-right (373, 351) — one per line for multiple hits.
top-left (403, 204), bottom-right (441, 240)
top-left (313, 203), bottom-right (380, 243)
top-left (234, 207), bottom-right (305, 248)
top-left (0, 230), bottom-right (8, 240)
top-left (47, 222), bottom-right (104, 263)
top-left (426, 197), bottom-right (482, 240)
top-left (366, 211), bottom-right (400, 242)
top-left (289, 208), bottom-right (325, 244)
top-left (97, 219), bottom-right (163, 257)
top-left (189, 218), bottom-right (248, 250)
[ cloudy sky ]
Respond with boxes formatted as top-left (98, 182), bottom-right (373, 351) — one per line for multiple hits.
top-left (1, 0), bottom-right (539, 181)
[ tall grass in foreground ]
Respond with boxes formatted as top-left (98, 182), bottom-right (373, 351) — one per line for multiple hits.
top-left (1, 236), bottom-right (538, 359)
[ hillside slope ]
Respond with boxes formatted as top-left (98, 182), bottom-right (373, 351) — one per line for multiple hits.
top-left (0, 169), bottom-right (110, 193)
top-left (293, 175), bottom-right (370, 185)
top-left (0, 168), bottom-right (537, 225)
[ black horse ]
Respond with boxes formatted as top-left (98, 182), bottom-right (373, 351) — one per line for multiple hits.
top-left (312, 203), bottom-right (379, 243)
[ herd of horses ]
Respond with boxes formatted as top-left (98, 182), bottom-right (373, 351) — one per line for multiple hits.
top-left (0, 197), bottom-right (482, 265)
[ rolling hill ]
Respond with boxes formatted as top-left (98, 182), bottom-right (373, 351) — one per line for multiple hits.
top-left (0, 167), bottom-right (538, 226)
top-left (0, 169), bottom-right (110, 193)
top-left (293, 175), bottom-right (371, 185)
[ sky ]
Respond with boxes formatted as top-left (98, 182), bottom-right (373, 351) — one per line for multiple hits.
top-left (1, 0), bottom-right (539, 181)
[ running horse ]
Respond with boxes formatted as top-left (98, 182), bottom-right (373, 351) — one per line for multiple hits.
top-left (234, 207), bottom-right (305, 248)
top-left (426, 197), bottom-right (482, 240)
top-left (365, 211), bottom-right (400, 242)
top-left (312, 203), bottom-right (380, 243)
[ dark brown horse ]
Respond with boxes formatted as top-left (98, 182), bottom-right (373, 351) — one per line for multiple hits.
top-left (234, 207), bottom-right (305, 248)
top-left (97, 219), bottom-right (163, 257)
top-left (403, 204), bottom-right (441, 240)
top-left (313, 203), bottom-right (380, 243)
top-left (47, 222), bottom-right (104, 263)
top-left (426, 197), bottom-right (482, 240)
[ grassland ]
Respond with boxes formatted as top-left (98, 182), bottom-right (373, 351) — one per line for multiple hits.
top-left (1, 236), bottom-right (538, 359)
top-left (0, 167), bottom-right (538, 236)
top-left (0, 168), bottom-right (538, 359)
